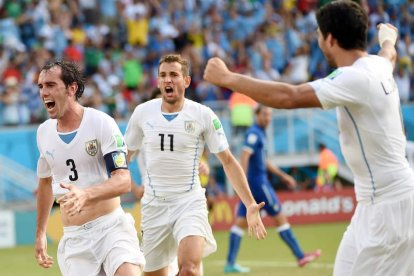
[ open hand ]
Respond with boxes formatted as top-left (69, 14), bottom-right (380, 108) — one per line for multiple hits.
top-left (34, 234), bottom-right (53, 269)
top-left (246, 202), bottom-right (267, 240)
top-left (57, 183), bottom-right (88, 216)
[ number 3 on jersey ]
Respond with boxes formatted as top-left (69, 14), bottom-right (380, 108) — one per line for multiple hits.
top-left (159, 133), bottom-right (174, 151)
top-left (66, 159), bottom-right (79, 181)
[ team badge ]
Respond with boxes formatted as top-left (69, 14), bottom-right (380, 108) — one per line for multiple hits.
top-left (184, 121), bottom-right (195, 134)
top-left (114, 133), bottom-right (125, 148)
top-left (213, 118), bottom-right (222, 131)
top-left (112, 152), bottom-right (127, 168)
top-left (85, 139), bottom-right (98, 156)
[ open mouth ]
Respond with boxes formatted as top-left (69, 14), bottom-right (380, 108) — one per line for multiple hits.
top-left (44, 99), bottom-right (55, 109)
top-left (165, 86), bottom-right (173, 94)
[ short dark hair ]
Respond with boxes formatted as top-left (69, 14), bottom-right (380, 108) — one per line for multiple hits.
top-left (316, 0), bottom-right (368, 50)
top-left (41, 60), bottom-right (85, 100)
top-left (158, 54), bottom-right (190, 77)
top-left (255, 104), bottom-right (263, 115)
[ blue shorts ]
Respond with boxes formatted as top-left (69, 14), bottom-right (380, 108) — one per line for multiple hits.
top-left (236, 182), bottom-right (282, 218)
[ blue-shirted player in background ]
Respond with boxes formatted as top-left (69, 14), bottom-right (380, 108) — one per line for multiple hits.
top-left (224, 105), bottom-right (321, 273)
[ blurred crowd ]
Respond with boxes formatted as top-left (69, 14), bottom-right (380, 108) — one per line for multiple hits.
top-left (0, 0), bottom-right (413, 127)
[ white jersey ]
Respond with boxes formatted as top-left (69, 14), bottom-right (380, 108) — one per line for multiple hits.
top-left (37, 107), bottom-right (127, 197)
top-left (311, 55), bottom-right (414, 203)
top-left (125, 98), bottom-right (228, 197)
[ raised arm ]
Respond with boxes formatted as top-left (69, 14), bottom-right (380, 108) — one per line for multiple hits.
top-left (204, 58), bottom-right (322, 109)
top-left (377, 23), bottom-right (398, 69)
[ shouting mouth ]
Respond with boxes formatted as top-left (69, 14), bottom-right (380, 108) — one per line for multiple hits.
top-left (165, 86), bottom-right (174, 95)
top-left (44, 99), bottom-right (56, 110)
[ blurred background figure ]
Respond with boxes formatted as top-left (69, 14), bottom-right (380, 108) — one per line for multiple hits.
top-left (315, 143), bottom-right (339, 192)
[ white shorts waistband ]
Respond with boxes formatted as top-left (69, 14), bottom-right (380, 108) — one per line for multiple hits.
top-left (142, 187), bottom-right (205, 204)
top-left (63, 206), bottom-right (124, 234)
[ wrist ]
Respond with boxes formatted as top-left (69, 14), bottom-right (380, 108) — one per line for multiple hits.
top-left (378, 24), bottom-right (398, 48)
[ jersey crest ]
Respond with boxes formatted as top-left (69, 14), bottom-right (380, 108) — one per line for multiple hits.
top-left (85, 139), bottom-right (98, 156)
top-left (184, 121), bottom-right (196, 134)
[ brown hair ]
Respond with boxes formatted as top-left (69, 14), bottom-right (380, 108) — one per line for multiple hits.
top-left (158, 54), bottom-right (190, 77)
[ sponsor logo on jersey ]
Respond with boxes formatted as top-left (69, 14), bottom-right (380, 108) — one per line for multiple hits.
top-left (184, 121), bottom-right (195, 134)
top-left (85, 139), bottom-right (98, 156)
top-left (213, 118), bottom-right (222, 131)
top-left (114, 133), bottom-right (125, 148)
top-left (112, 152), bottom-right (127, 168)
top-left (247, 133), bottom-right (258, 145)
top-left (46, 149), bottom-right (55, 160)
top-left (327, 69), bottom-right (342, 80)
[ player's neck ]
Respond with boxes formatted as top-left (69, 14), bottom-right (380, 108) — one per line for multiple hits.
top-left (335, 49), bottom-right (367, 67)
top-left (57, 103), bottom-right (84, 133)
top-left (161, 99), bottom-right (185, 113)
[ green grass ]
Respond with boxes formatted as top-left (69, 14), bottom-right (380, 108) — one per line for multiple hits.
top-left (0, 222), bottom-right (347, 275)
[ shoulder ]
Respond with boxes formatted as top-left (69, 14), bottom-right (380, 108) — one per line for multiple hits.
top-left (183, 99), bottom-right (217, 119)
top-left (133, 98), bottom-right (161, 116)
top-left (37, 119), bottom-right (55, 135)
top-left (320, 64), bottom-right (369, 93)
top-left (86, 107), bottom-right (116, 125)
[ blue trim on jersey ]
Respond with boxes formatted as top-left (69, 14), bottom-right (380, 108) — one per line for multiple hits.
top-left (162, 113), bottom-right (178, 121)
top-left (189, 136), bottom-right (201, 191)
top-left (344, 107), bottom-right (376, 203)
top-left (146, 168), bottom-right (155, 196)
top-left (58, 131), bottom-right (77, 144)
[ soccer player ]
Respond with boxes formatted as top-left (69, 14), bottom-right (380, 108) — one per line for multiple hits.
top-left (34, 60), bottom-right (145, 275)
top-left (204, 1), bottom-right (414, 275)
top-left (125, 54), bottom-right (267, 276)
top-left (225, 105), bottom-right (321, 273)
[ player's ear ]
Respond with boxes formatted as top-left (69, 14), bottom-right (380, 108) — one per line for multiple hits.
top-left (184, 76), bottom-right (191, 88)
top-left (327, 33), bottom-right (336, 48)
top-left (68, 82), bottom-right (78, 98)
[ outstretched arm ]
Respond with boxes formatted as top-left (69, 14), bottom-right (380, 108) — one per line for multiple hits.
top-left (377, 23), bottom-right (398, 69)
top-left (216, 149), bottom-right (267, 239)
top-left (204, 58), bottom-right (322, 109)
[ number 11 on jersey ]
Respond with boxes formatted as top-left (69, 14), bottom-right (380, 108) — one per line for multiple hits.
top-left (159, 133), bottom-right (174, 151)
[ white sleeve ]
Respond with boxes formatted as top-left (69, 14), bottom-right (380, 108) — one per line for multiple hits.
top-left (125, 107), bottom-right (144, 152)
top-left (36, 127), bottom-right (51, 178)
top-left (101, 116), bottom-right (127, 155)
top-left (202, 107), bottom-right (229, 154)
top-left (310, 68), bottom-right (368, 110)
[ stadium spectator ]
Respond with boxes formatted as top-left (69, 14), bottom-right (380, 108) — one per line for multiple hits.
top-left (0, 0), bottom-right (413, 127)
top-left (0, 75), bottom-right (29, 126)
top-left (315, 143), bottom-right (339, 192)
top-left (395, 56), bottom-right (412, 102)
top-left (124, 54), bottom-right (266, 276)
top-left (224, 105), bottom-right (321, 273)
top-left (228, 91), bottom-right (257, 136)
top-left (34, 60), bottom-right (145, 275)
top-left (203, 1), bottom-right (414, 274)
